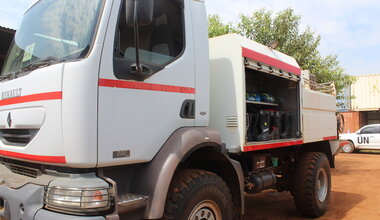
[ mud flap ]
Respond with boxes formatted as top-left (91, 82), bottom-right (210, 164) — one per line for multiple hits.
top-left (329, 140), bottom-right (342, 156)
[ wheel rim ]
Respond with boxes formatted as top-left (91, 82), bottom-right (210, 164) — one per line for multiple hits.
top-left (342, 143), bottom-right (352, 152)
top-left (188, 200), bottom-right (222, 220)
top-left (316, 168), bottom-right (328, 202)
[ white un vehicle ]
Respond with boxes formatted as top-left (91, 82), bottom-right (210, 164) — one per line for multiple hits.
top-left (340, 124), bottom-right (380, 153)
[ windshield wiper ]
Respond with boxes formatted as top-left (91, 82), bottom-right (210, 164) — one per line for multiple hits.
top-left (0, 56), bottom-right (65, 82)
top-left (0, 72), bottom-right (16, 81)
top-left (9, 56), bottom-right (65, 79)
top-left (19, 56), bottom-right (64, 74)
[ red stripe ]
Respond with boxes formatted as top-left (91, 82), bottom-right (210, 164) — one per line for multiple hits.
top-left (243, 140), bottom-right (304, 152)
top-left (323, 136), bottom-right (338, 141)
top-left (0, 150), bottom-right (66, 164)
top-left (0, 92), bottom-right (62, 106)
top-left (99, 79), bottom-right (195, 94)
top-left (339, 141), bottom-right (349, 147)
top-left (242, 47), bottom-right (301, 75)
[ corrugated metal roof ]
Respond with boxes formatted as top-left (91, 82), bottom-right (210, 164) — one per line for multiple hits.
top-left (0, 25), bottom-right (15, 64)
top-left (351, 74), bottom-right (380, 111)
top-left (0, 26), bottom-right (16, 34)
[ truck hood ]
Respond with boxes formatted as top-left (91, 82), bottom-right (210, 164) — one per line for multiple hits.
top-left (0, 64), bottom-right (65, 164)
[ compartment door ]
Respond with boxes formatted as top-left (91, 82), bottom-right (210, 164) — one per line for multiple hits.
top-left (302, 88), bottom-right (337, 143)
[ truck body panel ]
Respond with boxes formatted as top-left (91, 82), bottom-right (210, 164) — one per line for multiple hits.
top-left (302, 88), bottom-right (337, 143)
top-left (0, 64), bottom-right (65, 164)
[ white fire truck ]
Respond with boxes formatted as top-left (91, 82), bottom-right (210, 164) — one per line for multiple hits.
top-left (0, 0), bottom-right (340, 219)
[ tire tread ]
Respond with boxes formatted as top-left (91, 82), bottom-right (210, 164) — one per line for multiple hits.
top-left (292, 152), bottom-right (331, 217)
top-left (163, 169), bottom-right (233, 220)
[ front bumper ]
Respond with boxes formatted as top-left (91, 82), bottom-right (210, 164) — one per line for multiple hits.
top-left (0, 183), bottom-right (44, 220)
top-left (35, 209), bottom-right (105, 220)
top-left (0, 183), bottom-right (106, 220)
top-left (0, 161), bottom-right (111, 220)
top-left (0, 162), bottom-right (148, 220)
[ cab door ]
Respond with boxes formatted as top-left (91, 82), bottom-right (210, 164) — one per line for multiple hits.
top-left (97, 0), bottom-right (195, 166)
top-left (356, 125), bottom-right (380, 149)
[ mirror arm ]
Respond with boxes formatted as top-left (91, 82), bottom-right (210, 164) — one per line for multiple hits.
top-left (133, 0), bottom-right (142, 73)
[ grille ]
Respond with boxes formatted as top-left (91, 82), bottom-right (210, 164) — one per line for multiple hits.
top-left (9, 164), bottom-right (39, 178)
top-left (0, 129), bottom-right (39, 146)
top-left (226, 116), bottom-right (238, 127)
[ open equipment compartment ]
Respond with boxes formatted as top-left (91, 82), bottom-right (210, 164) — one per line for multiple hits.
top-left (209, 34), bottom-right (304, 153)
top-left (244, 64), bottom-right (301, 144)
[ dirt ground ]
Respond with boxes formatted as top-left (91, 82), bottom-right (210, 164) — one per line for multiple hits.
top-left (243, 151), bottom-right (380, 220)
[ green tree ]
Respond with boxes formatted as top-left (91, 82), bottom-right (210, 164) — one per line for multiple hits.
top-left (208, 8), bottom-right (355, 100)
top-left (208, 15), bottom-right (235, 38)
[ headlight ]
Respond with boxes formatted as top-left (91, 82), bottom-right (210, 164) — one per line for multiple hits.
top-left (44, 186), bottom-right (113, 214)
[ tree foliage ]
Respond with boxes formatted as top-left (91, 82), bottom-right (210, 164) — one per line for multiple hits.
top-left (208, 8), bottom-right (355, 100)
top-left (208, 14), bottom-right (236, 38)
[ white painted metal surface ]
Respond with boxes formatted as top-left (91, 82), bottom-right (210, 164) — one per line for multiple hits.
top-left (192, 0), bottom-right (210, 127)
top-left (0, 108), bottom-right (45, 129)
top-left (209, 34), bottom-right (246, 152)
top-left (302, 88), bottom-right (337, 143)
top-left (0, 64), bottom-right (65, 163)
top-left (97, 0), bottom-right (198, 167)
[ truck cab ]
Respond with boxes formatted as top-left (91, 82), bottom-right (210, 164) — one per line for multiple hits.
top-left (0, 0), bottom-right (213, 219)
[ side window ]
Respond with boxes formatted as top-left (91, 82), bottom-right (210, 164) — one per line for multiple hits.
top-left (361, 126), bottom-right (377, 134)
top-left (113, 0), bottom-right (184, 79)
top-left (375, 126), bottom-right (380, 134)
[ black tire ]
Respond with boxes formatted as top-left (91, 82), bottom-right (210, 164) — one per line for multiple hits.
top-left (341, 141), bottom-right (355, 153)
top-left (292, 152), bottom-right (331, 217)
top-left (163, 169), bottom-right (233, 220)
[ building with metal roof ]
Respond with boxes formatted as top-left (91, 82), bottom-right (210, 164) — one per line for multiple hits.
top-left (0, 26), bottom-right (16, 71)
top-left (340, 74), bottom-right (380, 133)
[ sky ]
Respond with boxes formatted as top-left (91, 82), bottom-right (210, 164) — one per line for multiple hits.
top-left (206, 0), bottom-right (380, 76)
top-left (0, 0), bottom-right (379, 76)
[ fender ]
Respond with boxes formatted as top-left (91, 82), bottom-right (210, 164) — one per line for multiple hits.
top-left (129, 127), bottom-right (244, 219)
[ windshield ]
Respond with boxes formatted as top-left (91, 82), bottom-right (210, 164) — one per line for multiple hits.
top-left (1, 0), bottom-right (104, 78)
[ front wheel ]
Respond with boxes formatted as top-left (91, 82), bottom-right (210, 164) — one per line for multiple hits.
top-left (292, 152), bottom-right (331, 217)
top-left (163, 169), bottom-right (233, 220)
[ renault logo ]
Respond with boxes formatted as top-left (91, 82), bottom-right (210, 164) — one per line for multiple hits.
top-left (7, 112), bottom-right (12, 127)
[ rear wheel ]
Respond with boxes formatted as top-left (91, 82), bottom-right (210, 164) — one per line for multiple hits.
top-left (341, 141), bottom-right (355, 153)
top-left (163, 169), bottom-right (233, 220)
top-left (293, 152), bottom-right (331, 217)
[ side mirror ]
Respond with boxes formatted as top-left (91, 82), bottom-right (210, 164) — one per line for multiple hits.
top-left (126, 0), bottom-right (154, 27)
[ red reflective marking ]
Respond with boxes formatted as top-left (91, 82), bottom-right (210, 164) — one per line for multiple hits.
top-left (0, 150), bottom-right (66, 164)
top-left (323, 136), bottom-right (338, 141)
top-left (242, 47), bottom-right (301, 75)
top-left (243, 140), bottom-right (304, 152)
top-left (99, 79), bottom-right (195, 94)
top-left (339, 141), bottom-right (349, 147)
top-left (0, 92), bottom-right (62, 106)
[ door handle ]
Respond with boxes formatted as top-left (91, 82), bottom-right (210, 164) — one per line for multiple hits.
top-left (180, 100), bottom-right (195, 119)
